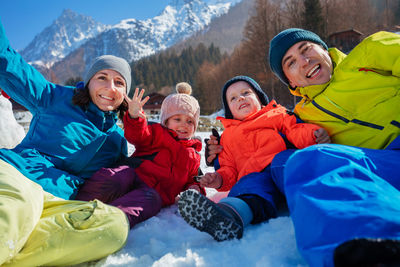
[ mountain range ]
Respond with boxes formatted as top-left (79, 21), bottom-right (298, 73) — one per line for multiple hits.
top-left (18, 0), bottom-right (252, 83)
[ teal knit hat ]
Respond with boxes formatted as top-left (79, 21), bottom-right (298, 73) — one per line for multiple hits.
top-left (222, 76), bottom-right (269, 119)
top-left (268, 28), bottom-right (328, 85)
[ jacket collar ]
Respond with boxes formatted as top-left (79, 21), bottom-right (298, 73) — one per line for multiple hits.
top-left (217, 100), bottom-right (279, 128)
top-left (86, 102), bottom-right (118, 132)
top-left (288, 48), bottom-right (346, 100)
top-left (166, 127), bottom-right (202, 152)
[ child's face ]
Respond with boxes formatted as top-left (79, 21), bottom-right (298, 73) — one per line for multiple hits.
top-left (226, 81), bottom-right (262, 120)
top-left (166, 114), bottom-right (195, 139)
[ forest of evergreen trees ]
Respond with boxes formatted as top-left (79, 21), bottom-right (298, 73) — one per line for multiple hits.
top-left (130, 43), bottom-right (225, 95)
top-left (128, 0), bottom-right (400, 114)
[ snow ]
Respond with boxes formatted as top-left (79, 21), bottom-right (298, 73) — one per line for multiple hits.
top-left (0, 95), bottom-right (25, 149)
top-left (0, 101), bottom-right (306, 267)
top-left (98, 210), bottom-right (305, 267)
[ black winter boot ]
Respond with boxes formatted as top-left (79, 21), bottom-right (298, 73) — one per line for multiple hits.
top-left (334, 238), bottom-right (400, 267)
top-left (178, 190), bottom-right (244, 241)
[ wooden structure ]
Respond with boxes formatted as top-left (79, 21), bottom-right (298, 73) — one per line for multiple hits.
top-left (328, 29), bottom-right (363, 53)
top-left (143, 92), bottom-right (166, 116)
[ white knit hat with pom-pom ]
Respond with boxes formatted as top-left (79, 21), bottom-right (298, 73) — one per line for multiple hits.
top-left (160, 82), bottom-right (200, 130)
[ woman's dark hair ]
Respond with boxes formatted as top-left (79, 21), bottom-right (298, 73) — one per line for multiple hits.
top-left (72, 85), bottom-right (128, 121)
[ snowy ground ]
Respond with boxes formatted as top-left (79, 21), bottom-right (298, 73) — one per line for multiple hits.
top-left (1, 97), bottom-right (307, 267)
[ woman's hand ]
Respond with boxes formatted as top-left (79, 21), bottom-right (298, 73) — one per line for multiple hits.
top-left (124, 88), bottom-right (149, 119)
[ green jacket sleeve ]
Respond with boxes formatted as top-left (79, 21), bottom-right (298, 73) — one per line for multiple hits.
top-left (352, 31), bottom-right (400, 78)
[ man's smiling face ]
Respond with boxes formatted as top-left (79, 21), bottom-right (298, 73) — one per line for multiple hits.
top-left (282, 41), bottom-right (333, 88)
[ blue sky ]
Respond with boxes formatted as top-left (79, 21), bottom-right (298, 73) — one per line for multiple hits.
top-left (0, 0), bottom-right (170, 50)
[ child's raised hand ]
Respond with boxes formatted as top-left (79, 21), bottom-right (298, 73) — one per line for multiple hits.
top-left (199, 172), bottom-right (222, 189)
top-left (124, 88), bottom-right (150, 119)
top-left (314, 128), bottom-right (331, 144)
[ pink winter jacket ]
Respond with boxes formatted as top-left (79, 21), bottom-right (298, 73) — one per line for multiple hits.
top-left (123, 114), bottom-right (203, 206)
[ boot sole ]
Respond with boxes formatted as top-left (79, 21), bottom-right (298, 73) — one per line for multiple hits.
top-left (334, 238), bottom-right (400, 267)
top-left (178, 190), bottom-right (242, 242)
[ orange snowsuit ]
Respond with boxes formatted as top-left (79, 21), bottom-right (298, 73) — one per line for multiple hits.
top-left (216, 100), bottom-right (320, 191)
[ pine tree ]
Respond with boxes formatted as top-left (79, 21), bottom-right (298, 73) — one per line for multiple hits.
top-left (130, 42), bottom-right (223, 99)
top-left (394, 0), bottom-right (400, 25)
top-left (302, 0), bottom-right (326, 38)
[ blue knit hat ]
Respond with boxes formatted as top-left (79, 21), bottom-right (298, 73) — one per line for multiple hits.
top-left (84, 55), bottom-right (132, 93)
top-left (222, 76), bottom-right (269, 119)
top-left (268, 28), bottom-right (328, 85)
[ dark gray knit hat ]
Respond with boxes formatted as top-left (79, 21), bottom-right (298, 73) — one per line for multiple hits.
top-left (222, 76), bottom-right (269, 119)
top-left (84, 55), bottom-right (131, 93)
top-left (268, 28), bottom-right (328, 85)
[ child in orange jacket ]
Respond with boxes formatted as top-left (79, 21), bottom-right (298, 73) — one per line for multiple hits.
top-left (178, 76), bottom-right (330, 241)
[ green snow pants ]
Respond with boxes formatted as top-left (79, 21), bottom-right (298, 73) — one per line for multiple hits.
top-left (0, 159), bottom-right (129, 266)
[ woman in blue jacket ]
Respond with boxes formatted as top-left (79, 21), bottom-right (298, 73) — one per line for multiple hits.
top-left (0, 19), bottom-right (131, 266)
top-left (0, 47), bottom-right (130, 199)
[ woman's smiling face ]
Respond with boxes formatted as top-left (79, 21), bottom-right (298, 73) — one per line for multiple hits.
top-left (88, 69), bottom-right (126, 111)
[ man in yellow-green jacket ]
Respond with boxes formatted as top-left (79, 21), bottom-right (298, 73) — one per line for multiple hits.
top-left (272, 30), bottom-right (400, 149)
top-left (268, 28), bottom-right (400, 267)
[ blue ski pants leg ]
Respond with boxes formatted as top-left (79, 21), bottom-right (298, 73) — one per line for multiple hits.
top-left (284, 144), bottom-right (400, 267)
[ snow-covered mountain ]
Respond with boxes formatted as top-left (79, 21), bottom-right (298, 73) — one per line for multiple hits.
top-left (80, 0), bottom-right (233, 63)
top-left (20, 9), bottom-right (108, 68)
top-left (173, 0), bottom-right (255, 55)
top-left (20, 0), bottom-right (242, 82)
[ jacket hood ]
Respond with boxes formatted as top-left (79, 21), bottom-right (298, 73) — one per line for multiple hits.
top-left (289, 48), bottom-right (346, 100)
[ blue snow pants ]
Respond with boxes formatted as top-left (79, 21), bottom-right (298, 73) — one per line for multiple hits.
top-left (283, 144), bottom-right (400, 267)
top-left (227, 162), bottom-right (290, 223)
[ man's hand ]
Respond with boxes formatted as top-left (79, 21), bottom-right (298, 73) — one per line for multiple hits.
top-left (205, 129), bottom-right (223, 166)
top-left (206, 136), bottom-right (223, 164)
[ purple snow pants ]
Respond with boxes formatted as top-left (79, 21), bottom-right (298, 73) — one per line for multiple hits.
top-left (76, 165), bottom-right (162, 228)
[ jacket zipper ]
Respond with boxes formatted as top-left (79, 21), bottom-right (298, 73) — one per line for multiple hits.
top-left (311, 100), bottom-right (384, 130)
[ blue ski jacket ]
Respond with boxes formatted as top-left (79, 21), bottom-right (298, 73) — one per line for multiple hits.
top-left (0, 20), bottom-right (127, 199)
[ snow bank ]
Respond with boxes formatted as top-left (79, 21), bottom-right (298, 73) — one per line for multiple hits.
top-left (0, 95), bottom-right (25, 148)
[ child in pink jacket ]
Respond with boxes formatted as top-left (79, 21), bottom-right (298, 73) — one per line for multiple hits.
top-left (76, 83), bottom-right (203, 228)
